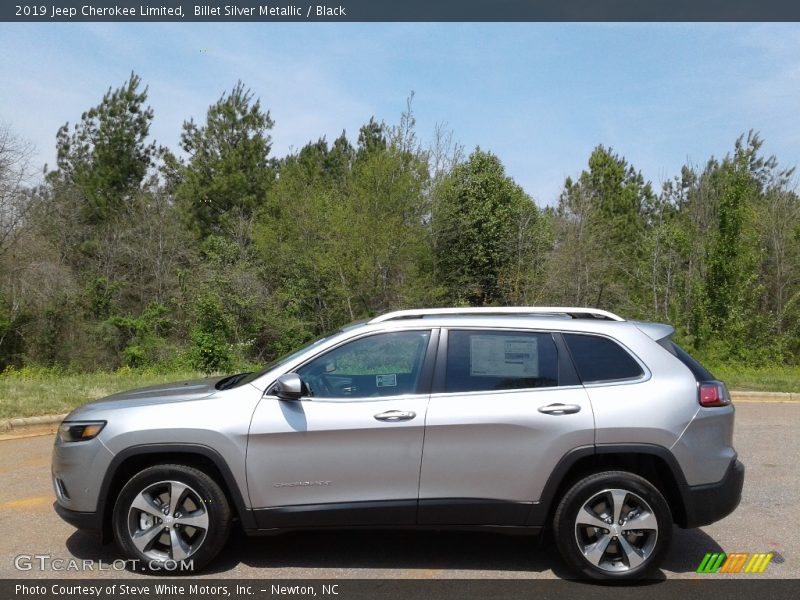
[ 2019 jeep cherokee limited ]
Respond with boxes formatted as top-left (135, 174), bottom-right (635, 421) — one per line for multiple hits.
top-left (52, 306), bottom-right (744, 580)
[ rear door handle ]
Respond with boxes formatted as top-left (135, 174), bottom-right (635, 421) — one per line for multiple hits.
top-left (538, 403), bottom-right (581, 415)
top-left (374, 410), bottom-right (416, 422)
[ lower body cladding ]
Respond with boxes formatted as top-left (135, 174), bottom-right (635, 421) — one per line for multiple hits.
top-left (249, 498), bottom-right (541, 534)
top-left (680, 458), bottom-right (744, 528)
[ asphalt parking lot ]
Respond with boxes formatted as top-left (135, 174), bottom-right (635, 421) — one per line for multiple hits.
top-left (0, 402), bottom-right (796, 580)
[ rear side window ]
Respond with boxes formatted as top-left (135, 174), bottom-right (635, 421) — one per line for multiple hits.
top-left (445, 330), bottom-right (559, 392)
top-left (564, 333), bottom-right (643, 383)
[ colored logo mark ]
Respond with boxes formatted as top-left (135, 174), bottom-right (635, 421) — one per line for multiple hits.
top-left (696, 552), bottom-right (774, 574)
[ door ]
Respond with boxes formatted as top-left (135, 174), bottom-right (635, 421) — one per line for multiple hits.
top-left (418, 329), bottom-right (594, 525)
top-left (247, 329), bottom-right (435, 528)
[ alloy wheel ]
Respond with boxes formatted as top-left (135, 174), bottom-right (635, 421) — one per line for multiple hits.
top-left (126, 480), bottom-right (209, 562)
top-left (574, 488), bottom-right (659, 573)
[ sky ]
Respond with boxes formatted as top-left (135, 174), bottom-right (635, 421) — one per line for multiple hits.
top-left (1, 22), bottom-right (799, 205)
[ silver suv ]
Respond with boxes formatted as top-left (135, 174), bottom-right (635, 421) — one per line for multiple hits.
top-left (52, 307), bottom-right (744, 580)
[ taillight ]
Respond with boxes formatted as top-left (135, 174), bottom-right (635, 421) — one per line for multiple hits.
top-left (698, 381), bottom-right (731, 407)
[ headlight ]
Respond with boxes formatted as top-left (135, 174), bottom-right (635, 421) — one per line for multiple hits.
top-left (58, 421), bottom-right (106, 442)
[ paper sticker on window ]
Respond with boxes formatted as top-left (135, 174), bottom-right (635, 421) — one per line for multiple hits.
top-left (376, 374), bottom-right (397, 387)
top-left (470, 335), bottom-right (539, 378)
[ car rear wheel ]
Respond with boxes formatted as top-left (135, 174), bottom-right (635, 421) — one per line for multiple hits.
top-left (553, 471), bottom-right (672, 580)
top-left (113, 464), bottom-right (231, 573)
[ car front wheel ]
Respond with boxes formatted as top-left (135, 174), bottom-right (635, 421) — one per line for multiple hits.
top-left (553, 471), bottom-right (672, 580)
top-left (112, 464), bottom-right (231, 573)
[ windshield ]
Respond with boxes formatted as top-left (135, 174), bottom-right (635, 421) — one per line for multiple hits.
top-left (231, 331), bottom-right (341, 388)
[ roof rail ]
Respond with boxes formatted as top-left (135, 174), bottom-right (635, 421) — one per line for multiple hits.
top-left (369, 307), bottom-right (625, 324)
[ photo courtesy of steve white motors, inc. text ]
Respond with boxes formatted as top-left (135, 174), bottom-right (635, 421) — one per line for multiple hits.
top-left (14, 583), bottom-right (339, 597)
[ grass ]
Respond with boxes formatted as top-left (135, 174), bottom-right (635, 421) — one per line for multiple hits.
top-left (707, 364), bottom-right (800, 394)
top-left (1, 362), bottom-right (798, 420)
top-left (0, 368), bottom-right (203, 419)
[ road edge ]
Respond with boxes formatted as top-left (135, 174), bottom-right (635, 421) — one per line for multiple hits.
top-left (0, 413), bottom-right (67, 441)
top-left (0, 413), bottom-right (67, 431)
top-left (731, 390), bottom-right (799, 402)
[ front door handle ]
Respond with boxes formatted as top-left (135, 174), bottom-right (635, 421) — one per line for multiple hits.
top-left (538, 403), bottom-right (581, 415)
top-left (374, 410), bottom-right (416, 422)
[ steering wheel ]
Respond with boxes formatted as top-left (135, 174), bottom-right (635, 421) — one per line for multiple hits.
top-left (306, 373), bottom-right (333, 397)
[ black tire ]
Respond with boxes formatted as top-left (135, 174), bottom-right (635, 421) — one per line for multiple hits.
top-left (113, 463), bottom-right (231, 573)
top-left (553, 471), bottom-right (672, 581)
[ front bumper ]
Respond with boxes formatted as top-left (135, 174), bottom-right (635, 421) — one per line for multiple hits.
top-left (681, 459), bottom-right (745, 528)
top-left (53, 502), bottom-right (102, 532)
top-left (51, 435), bottom-right (114, 513)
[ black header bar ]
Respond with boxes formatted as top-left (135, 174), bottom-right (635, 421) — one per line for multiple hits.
top-left (3, 579), bottom-right (799, 600)
top-left (4, 1), bottom-right (800, 22)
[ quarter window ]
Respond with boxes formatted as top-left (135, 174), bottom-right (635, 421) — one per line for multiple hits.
top-left (296, 331), bottom-right (431, 398)
top-left (563, 333), bottom-right (643, 383)
top-left (445, 330), bottom-right (559, 392)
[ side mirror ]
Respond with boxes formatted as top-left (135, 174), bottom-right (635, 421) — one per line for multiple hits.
top-left (273, 373), bottom-right (303, 400)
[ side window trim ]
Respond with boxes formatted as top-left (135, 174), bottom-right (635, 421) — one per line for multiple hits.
top-left (416, 328), bottom-right (440, 395)
top-left (432, 327), bottom-right (449, 394)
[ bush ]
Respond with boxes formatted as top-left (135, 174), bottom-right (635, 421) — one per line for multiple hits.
top-left (102, 302), bottom-right (175, 368)
top-left (189, 330), bottom-right (232, 374)
top-left (188, 294), bottom-right (234, 374)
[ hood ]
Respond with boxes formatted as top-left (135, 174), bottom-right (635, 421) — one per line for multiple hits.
top-left (68, 376), bottom-right (226, 416)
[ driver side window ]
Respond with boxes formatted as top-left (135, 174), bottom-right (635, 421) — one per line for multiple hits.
top-left (296, 330), bottom-right (431, 399)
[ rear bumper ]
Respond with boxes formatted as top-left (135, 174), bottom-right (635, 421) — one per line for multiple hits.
top-left (681, 459), bottom-right (744, 528)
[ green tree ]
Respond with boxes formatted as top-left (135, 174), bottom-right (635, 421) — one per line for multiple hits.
top-left (170, 81), bottom-right (275, 237)
top-left (759, 187), bottom-right (800, 341)
top-left (254, 113), bottom-right (435, 351)
top-left (189, 293), bottom-right (234, 373)
top-left (54, 72), bottom-right (157, 223)
top-left (432, 149), bottom-right (539, 305)
top-left (357, 117), bottom-right (387, 157)
top-left (23, 74), bottom-right (169, 370)
top-left (695, 133), bottom-right (775, 361)
top-left (0, 126), bottom-right (36, 368)
top-left (254, 144), bottom-right (341, 340)
top-left (553, 146), bottom-right (653, 311)
top-left (642, 132), bottom-right (791, 363)
top-left (705, 150), bottom-right (760, 331)
top-left (341, 119), bottom-right (432, 315)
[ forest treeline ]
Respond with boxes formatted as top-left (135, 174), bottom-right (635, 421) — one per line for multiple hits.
top-left (1, 73), bottom-right (799, 373)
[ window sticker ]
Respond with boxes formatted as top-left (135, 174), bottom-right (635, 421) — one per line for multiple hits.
top-left (470, 335), bottom-right (539, 378)
top-left (376, 374), bottom-right (397, 387)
